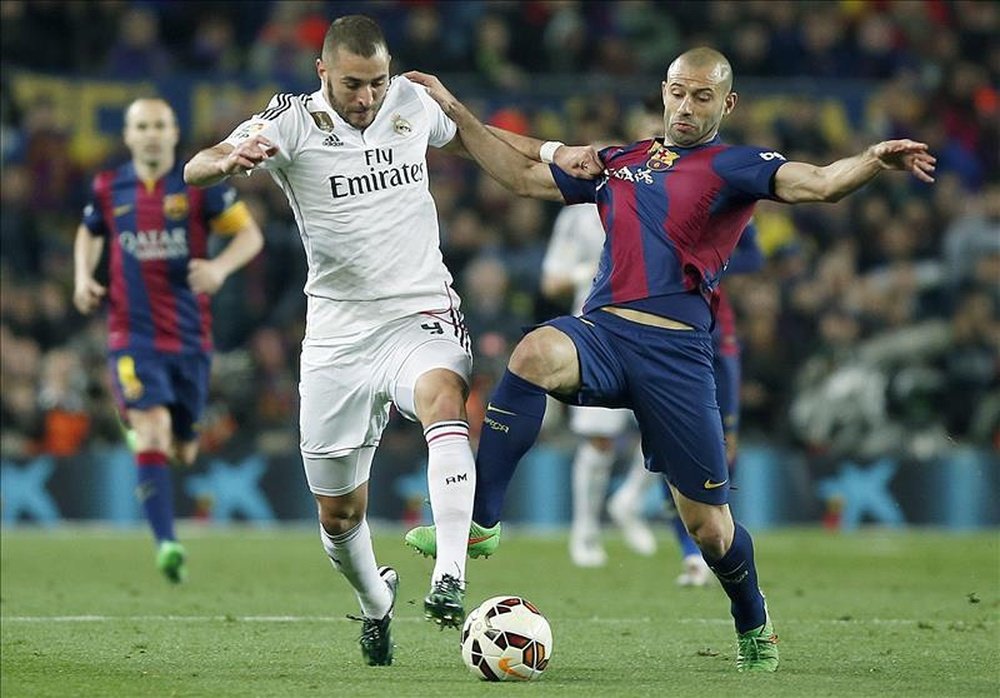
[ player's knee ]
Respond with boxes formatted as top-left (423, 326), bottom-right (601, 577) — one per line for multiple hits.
top-left (414, 370), bottom-right (468, 423)
top-left (508, 328), bottom-right (574, 390)
top-left (174, 441), bottom-right (199, 467)
top-left (687, 520), bottom-right (731, 559)
top-left (681, 509), bottom-right (733, 559)
top-left (319, 510), bottom-right (363, 537)
top-left (135, 432), bottom-right (172, 453)
top-left (317, 498), bottom-right (365, 536)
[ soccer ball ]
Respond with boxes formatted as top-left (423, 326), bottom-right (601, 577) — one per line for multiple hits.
top-left (460, 595), bottom-right (553, 681)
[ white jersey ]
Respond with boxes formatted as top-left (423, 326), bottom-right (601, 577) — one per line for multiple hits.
top-left (541, 203), bottom-right (606, 315)
top-left (224, 77), bottom-right (459, 338)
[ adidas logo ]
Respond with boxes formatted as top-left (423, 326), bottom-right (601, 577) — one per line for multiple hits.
top-left (322, 133), bottom-right (343, 147)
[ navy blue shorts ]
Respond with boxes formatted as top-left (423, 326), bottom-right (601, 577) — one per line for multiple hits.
top-left (108, 349), bottom-right (211, 442)
top-left (713, 351), bottom-right (741, 436)
top-left (544, 310), bottom-right (729, 505)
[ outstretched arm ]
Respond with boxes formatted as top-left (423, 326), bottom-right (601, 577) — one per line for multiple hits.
top-left (774, 139), bottom-right (935, 203)
top-left (407, 70), bottom-right (602, 201)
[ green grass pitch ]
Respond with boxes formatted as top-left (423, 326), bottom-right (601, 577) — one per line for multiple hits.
top-left (2, 526), bottom-right (997, 697)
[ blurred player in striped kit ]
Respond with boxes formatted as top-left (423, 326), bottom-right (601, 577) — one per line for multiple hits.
top-left (73, 98), bottom-right (263, 583)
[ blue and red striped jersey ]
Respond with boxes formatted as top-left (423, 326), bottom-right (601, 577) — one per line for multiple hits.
top-left (81, 161), bottom-right (240, 354)
top-left (552, 136), bottom-right (784, 331)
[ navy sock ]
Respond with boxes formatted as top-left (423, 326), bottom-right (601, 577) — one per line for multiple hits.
top-left (472, 370), bottom-right (548, 526)
top-left (136, 451), bottom-right (175, 543)
top-left (705, 522), bottom-right (766, 633)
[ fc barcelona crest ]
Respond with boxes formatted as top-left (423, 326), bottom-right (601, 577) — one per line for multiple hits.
top-left (310, 111), bottom-right (335, 132)
top-left (163, 193), bottom-right (189, 220)
top-left (646, 146), bottom-right (679, 171)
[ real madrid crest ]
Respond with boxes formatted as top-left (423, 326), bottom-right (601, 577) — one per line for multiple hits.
top-left (310, 111), bottom-right (335, 132)
top-left (163, 193), bottom-right (189, 220)
top-left (646, 144), bottom-right (679, 171)
top-left (392, 114), bottom-right (412, 135)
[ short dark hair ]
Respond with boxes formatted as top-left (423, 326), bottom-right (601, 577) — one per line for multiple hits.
top-left (322, 15), bottom-right (387, 59)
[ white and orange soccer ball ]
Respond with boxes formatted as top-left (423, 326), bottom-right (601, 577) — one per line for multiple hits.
top-left (460, 595), bottom-right (553, 681)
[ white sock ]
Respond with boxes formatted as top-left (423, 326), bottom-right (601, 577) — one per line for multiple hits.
top-left (424, 420), bottom-right (475, 586)
top-left (571, 441), bottom-right (615, 539)
top-left (320, 519), bottom-right (391, 619)
top-left (610, 445), bottom-right (660, 513)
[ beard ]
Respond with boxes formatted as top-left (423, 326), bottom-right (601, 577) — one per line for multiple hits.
top-left (325, 84), bottom-right (381, 129)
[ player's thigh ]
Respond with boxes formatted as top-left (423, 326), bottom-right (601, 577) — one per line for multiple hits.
top-left (391, 317), bottom-right (472, 423)
top-left (299, 338), bottom-right (390, 458)
top-left (509, 325), bottom-right (581, 393)
top-left (166, 352), bottom-right (211, 444)
top-left (109, 350), bottom-right (174, 413)
top-left (627, 330), bottom-right (729, 505)
top-left (110, 350), bottom-right (175, 445)
top-left (541, 315), bottom-right (629, 406)
top-left (569, 405), bottom-right (632, 438)
top-left (303, 446), bottom-right (377, 500)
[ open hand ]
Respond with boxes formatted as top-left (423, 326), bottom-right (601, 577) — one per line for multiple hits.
top-left (404, 71), bottom-right (460, 116)
top-left (871, 139), bottom-right (936, 183)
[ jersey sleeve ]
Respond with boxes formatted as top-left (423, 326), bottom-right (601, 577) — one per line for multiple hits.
top-left (550, 165), bottom-right (599, 204)
top-left (222, 93), bottom-right (305, 170)
top-left (408, 77), bottom-right (457, 148)
top-left (200, 183), bottom-right (252, 236)
top-left (81, 174), bottom-right (109, 237)
top-left (712, 146), bottom-right (787, 200)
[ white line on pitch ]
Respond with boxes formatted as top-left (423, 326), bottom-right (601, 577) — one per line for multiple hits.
top-left (0, 615), bottom-right (938, 625)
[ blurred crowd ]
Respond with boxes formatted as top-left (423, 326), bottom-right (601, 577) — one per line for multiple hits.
top-left (1, 1), bottom-right (998, 469)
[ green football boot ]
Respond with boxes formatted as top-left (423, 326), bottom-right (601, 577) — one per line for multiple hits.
top-left (116, 413), bottom-right (139, 453)
top-left (736, 612), bottom-right (779, 672)
top-left (156, 540), bottom-right (188, 584)
top-left (424, 573), bottom-right (465, 629)
top-left (404, 521), bottom-right (502, 560)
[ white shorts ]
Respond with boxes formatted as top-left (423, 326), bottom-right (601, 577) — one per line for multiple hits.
top-left (568, 405), bottom-right (636, 438)
top-left (300, 311), bottom-right (471, 496)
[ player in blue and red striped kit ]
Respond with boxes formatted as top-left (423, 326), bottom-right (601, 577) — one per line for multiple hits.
top-left (404, 47), bottom-right (935, 671)
top-left (73, 98), bottom-right (263, 582)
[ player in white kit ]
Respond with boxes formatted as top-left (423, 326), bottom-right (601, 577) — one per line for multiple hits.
top-left (184, 15), bottom-right (598, 665)
top-left (541, 203), bottom-right (659, 567)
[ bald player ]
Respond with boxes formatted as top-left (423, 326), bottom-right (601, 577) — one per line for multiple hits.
top-left (403, 47), bottom-right (935, 672)
top-left (74, 97), bottom-right (263, 583)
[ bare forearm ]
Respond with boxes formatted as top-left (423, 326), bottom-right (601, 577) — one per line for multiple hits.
top-left (815, 148), bottom-right (885, 201)
top-left (73, 226), bottom-right (103, 282)
top-left (485, 126), bottom-right (546, 161)
top-left (777, 148), bottom-right (887, 203)
top-left (447, 103), bottom-right (541, 196)
top-left (184, 144), bottom-right (234, 187)
top-left (213, 224), bottom-right (264, 277)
